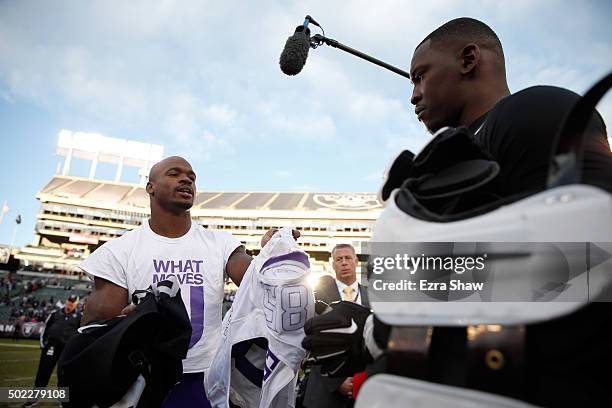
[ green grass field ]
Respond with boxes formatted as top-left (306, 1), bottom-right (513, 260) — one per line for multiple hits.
top-left (0, 339), bottom-right (60, 408)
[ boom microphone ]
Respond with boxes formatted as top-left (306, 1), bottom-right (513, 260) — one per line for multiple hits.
top-left (280, 15), bottom-right (411, 80)
top-left (279, 25), bottom-right (311, 76)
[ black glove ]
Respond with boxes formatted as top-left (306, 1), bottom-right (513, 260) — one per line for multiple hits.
top-left (379, 150), bottom-right (415, 202)
top-left (302, 301), bottom-right (372, 377)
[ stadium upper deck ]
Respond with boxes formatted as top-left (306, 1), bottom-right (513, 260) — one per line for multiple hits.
top-left (14, 130), bottom-right (383, 276)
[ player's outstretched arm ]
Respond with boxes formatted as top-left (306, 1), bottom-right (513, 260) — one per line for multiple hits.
top-left (81, 276), bottom-right (129, 325)
top-left (226, 246), bottom-right (253, 286)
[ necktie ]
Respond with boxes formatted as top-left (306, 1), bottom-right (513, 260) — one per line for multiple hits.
top-left (342, 286), bottom-right (354, 301)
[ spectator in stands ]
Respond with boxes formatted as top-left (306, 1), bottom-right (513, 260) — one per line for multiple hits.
top-left (10, 294), bottom-right (54, 323)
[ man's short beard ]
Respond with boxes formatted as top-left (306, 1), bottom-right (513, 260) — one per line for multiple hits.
top-left (176, 200), bottom-right (193, 209)
top-left (159, 199), bottom-right (193, 213)
top-left (426, 119), bottom-right (445, 135)
top-left (173, 201), bottom-right (193, 211)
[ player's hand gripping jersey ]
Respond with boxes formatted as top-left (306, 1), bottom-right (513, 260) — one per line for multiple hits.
top-left (206, 227), bottom-right (314, 408)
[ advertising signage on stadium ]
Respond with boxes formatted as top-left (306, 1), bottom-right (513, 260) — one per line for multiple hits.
top-left (0, 321), bottom-right (45, 339)
top-left (69, 233), bottom-right (99, 245)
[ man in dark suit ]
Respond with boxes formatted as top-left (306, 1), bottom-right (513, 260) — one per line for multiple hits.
top-left (303, 244), bottom-right (369, 408)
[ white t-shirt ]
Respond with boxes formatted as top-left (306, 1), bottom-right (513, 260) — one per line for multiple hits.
top-left (79, 220), bottom-right (241, 373)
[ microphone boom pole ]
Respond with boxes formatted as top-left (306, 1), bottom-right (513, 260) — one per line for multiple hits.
top-left (310, 34), bottom-right (411, 80)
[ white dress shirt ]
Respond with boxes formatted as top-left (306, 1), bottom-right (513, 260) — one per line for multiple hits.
top-left (335, 279), bottom-right (362, 305)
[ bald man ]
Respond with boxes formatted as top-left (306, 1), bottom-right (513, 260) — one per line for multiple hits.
top-left (303, 18), bottom-right (612, 407)
top-left (409, 18), bottom-right (611, 197)
top-left (80, 156), bottom-right (276, 407)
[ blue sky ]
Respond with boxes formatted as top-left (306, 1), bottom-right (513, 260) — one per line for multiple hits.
top-left (0, 0), bottom-right (611, 247)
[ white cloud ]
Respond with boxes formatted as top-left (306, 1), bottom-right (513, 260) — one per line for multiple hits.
top-left (171, 130), bottom-right (230, 162)
top-left (2, 0), bottom-right (611, 250)
top-left (258, 96), bottom-right (338, 140)
top-left (0, 0), bottom-right (610, 180)
top-left (348, 93), bottom-right (407, 122)
top-left (522, 66), bottom-right (583, 90)
top-left (205, 104), bottom-right (238, 126)
top-left (165, 111), bottom-right (199, 143)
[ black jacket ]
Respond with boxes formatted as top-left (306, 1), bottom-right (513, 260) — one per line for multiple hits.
top-left (42, 309), bottom-right (81, 347)
top-left (58, 280), bottom-right (191, 408)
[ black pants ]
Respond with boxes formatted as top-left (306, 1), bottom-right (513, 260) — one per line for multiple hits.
top-left (34, 344), bottom-right (64, 387)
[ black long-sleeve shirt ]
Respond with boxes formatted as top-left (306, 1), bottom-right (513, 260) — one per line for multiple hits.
top-left (42, 308), bottom-right (81, 347)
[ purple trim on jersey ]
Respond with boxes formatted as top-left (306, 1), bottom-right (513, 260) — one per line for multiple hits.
top-left (263, 349), bottom-right (280, 381)
top-left (189, 285), bottom-right (204, 348)
top-left (234, 352), bottom-right (263, 387)
top-left (261, 251), bottom-right (310, 270)
top-left (162, 372), bottom-right (211, 408)
top-left (231, 338), bottom-right (267, 387)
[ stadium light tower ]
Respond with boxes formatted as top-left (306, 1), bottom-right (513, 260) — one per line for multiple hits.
top-left (56, 130), bottom-right (164, 184)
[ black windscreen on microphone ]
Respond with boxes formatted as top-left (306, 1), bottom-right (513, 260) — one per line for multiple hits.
top-left (279, 25), bottom-right (311, 76)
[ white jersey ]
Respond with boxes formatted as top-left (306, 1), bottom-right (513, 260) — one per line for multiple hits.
top-left (79, 221), bottom-right (241, 373)
top-left (205, 227), bottom-right (314, 408)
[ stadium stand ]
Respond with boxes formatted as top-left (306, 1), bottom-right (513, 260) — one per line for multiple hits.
top-left (0, 271), bottom-right (89, 333)
top-left (15, 174), bottom-right (382, 279)
top-left (8, 131), bottom-right (383, 311)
